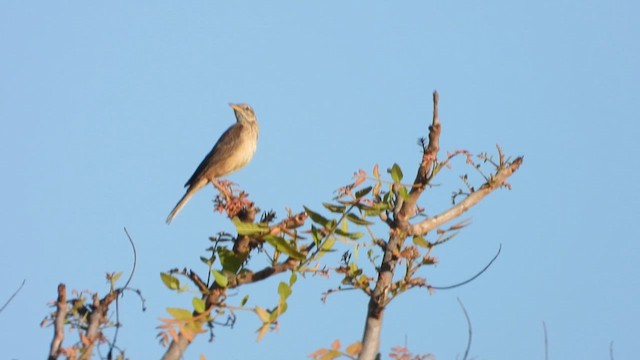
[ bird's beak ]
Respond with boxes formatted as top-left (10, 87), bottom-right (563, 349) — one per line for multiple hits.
top-left (229, 103), bottom-right (240, 111)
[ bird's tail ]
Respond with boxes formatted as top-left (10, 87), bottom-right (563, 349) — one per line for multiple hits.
top-left (166, 187), bottom-right (197, 224)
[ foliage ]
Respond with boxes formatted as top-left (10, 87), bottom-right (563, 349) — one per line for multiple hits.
top-left (42, 93), bottom-right (522, 360)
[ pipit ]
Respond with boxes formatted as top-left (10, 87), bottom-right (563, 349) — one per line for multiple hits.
top-left (166, 103), bottom-right (259, 224)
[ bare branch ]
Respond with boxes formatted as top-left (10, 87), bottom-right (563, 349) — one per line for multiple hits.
top-left (81, 290), bottom-right (118, 360)
top-left (229, 257), bottom-right (299, 288)
top-left (105, 227), bottom-right (139, 359)
top-left (321, 286), bottom-right (361, 303)
top-left (408, 157), bottom-right (523, 236)
top-left (430, 244), bottom-right (501, 290)
top-left (543, 321), bottom-right (549, 360)
top-left (0, 279), bottom-right (25, 314)
top-left (610, 341), bottom-right (615, 360)
top-left (48, 284), bottom-right (67, 360)
top-left (398, 91), bottom-right (441, 223)
top-left (457, 298), bottom-right (472, 360)
top-left (122, 227), bottom-right (137, 289)
top-left (269, 211), bottom-right (308, 235)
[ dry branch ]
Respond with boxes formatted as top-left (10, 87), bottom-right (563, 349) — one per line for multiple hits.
top-left (407, 156), bottom-right (523, 236)
top-left (398, 91), bottom-right (441, 224)
top-left (48, 284), bottom-right (67, 360)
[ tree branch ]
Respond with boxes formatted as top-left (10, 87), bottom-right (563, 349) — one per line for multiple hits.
top-left (81, 290), bottom-right (118, 360)
top-left (232, 258), bottom-right (299, 287)
top-left (48, 284), bottom-right (67, 360)
top-left (0, 279), bottom-right (25, 314)
top-left (430, 244), bottom-right (501, 290)
top-left (458, 298), bottom-right (472, 360)
top-left (407, 157), bottom-right (523, 236)
top-left (361, 92), bottom-right (443, 360)
top-left (398, 91), bottom-right (441, 223)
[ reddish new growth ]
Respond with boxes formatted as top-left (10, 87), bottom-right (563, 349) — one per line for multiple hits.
top-left (213, 180), bottom-right (254, 218)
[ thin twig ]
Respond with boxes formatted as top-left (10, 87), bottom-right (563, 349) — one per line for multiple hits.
top-left (609, 341), bottom-right (615, 360)
top-left (457, 298), bottom-right (472, 360)
top-left (122, 227), bottom-right (137, 289)
top-left (321, 286), bottom-right (361, 302)
top-left (110, 296), bottom-right (120, 360)
top-left (430, 244), bottom-right (501, 290)
top-left (0, 279), bottom-right (25, 314)
top-left (106, 227), bottom-right (139, 359)
top-left (543, 321), bottom-right (549, 360)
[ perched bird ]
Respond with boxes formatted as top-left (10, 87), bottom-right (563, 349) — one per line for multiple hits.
top-left (166, 103), bottom-right (259, 224)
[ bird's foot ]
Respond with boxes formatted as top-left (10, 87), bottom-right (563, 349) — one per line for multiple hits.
top-left (212, 179), bottom-right (254, 218)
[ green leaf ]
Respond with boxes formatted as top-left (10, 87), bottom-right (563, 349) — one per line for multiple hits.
top-left (321, 236), bottom-right (336, 251)
top-left (335, 228), bottom-right (364, 240)
top-left (255, 306), bottom-right (270, 323)
top-left (320, 236), bottom-right (336, 254)
top-left (273, 302), bottom-right (287, 320)
top-left (167, 307), bottom-right (193, 320)
top-left (263, 235), bottom-right (306, 260)
top-left (304, 206), bottom-right (330, 227)
top-left (322, 202), bottom-right (346, 213)
top-left (346, 213), bottom-right (374, 226)
top-left (326, 219), bottom-right (337, 231)
top-left (278, 282), bottom-right (291, 316)
top-left (240, 294), bottom-right (249, 306)
top-left (390, 163), bottom-right (403, 183)
top-left (398, 186), bottom-right (409, 200)
top-left (289, 272), bottom-right (297, 286)
top-left (212, 270), bottom-right (228, 288)
top-left (192, 297), bottom-right (206, 313)
top-left (362, 203), bottom-right (390, 217)
top-left (160, 273), bottom-right (180, 290)
top-left (311, 225), bottom-right (322, 246)
top-left (278, 282), bottom-right (292, 300)
top-left (383, 192), bottom-right (392, 205)
top-left (338, 217), bottom-right (349, 240)
top-left (311, 235), bottom-right (336, 262)
top-left (111, 272), bottom-right (122, 283)
top-left (412, 236), bottom-right (431, 248)
top-left (232, 217), bottom-right (269, 235)
top-left (355, 186), bottom-right (372, 199)
top-left (218, 247), bottom-right (243, 274)
top-left (199, 256), bottom-right (212, 266)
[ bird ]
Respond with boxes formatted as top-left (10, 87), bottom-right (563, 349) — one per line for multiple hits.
top-left (166, 103), bottom-right (259, 224)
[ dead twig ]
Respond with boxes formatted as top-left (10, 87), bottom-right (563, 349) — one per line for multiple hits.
top-left (0, 279), bottom-right (25, 314)
top-left (457, 298), bottom-right (472, 360)
top-left (430, 244), bottom-right (501, 290)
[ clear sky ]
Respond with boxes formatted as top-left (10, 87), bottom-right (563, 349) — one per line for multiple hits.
top-left (1, 1), bottom-right (638, 359)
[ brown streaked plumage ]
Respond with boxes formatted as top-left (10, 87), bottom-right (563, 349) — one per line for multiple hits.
top-left (166, 103), bottom-right (259, 224)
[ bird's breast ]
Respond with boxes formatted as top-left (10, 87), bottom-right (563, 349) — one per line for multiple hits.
top-left (228, 124), bottom-right (258, 172)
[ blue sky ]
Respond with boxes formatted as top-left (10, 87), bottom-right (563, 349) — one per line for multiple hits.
top-left (1, 1), bottom-right (638, 359)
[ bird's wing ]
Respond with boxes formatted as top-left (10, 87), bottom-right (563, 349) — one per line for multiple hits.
top-left (184, 123), bottom-right (245, 187)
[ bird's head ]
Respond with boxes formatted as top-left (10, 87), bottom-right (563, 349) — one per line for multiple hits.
top-left (230, 103), bottom-right (256, 123)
